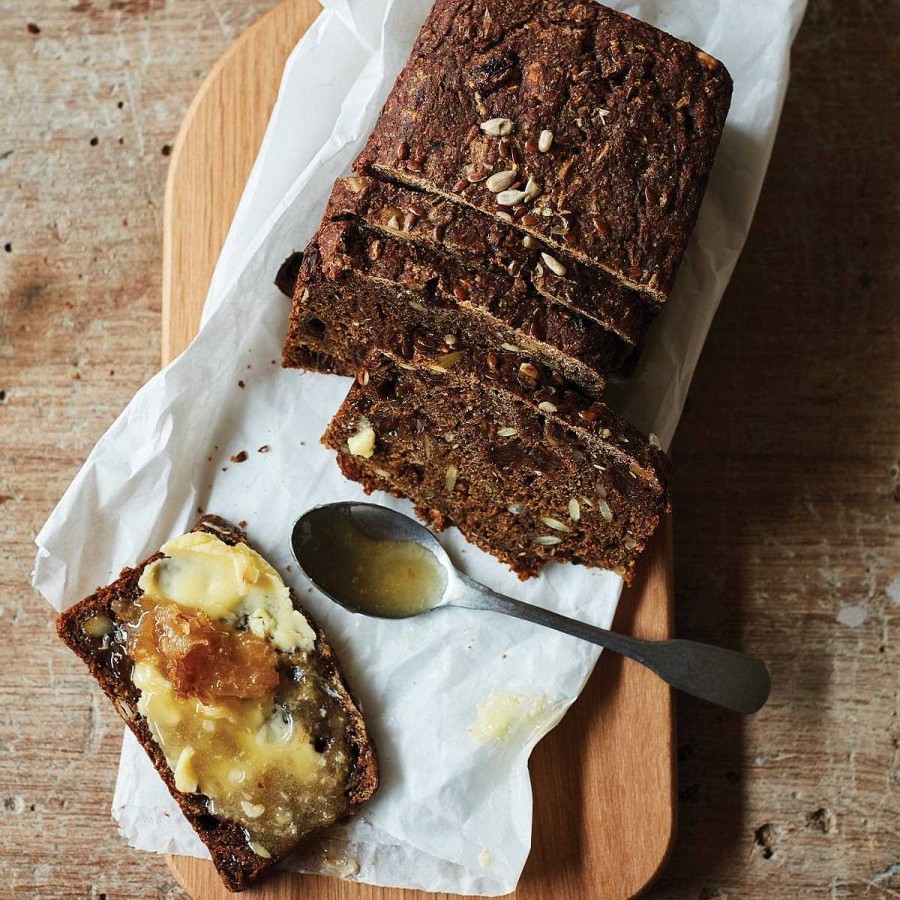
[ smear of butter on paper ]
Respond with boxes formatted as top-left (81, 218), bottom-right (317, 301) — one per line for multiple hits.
top-left (468, 691), bottom-right (551, 743)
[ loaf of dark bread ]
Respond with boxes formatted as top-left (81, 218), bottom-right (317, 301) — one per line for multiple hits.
top-left (282, 220), bottom-right (639, 397)
top-left (322, 334), bottom-right (670, 582)
top-left (56, 516), bottom-right (378, 892)
top-left (354, 0), bottom-right (732, 299)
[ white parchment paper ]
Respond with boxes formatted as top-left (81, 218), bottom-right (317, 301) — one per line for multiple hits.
top-left (34, 0), bottom-right (806, 894)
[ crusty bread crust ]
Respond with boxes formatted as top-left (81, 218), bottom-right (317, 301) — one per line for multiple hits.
top-left (56, 515), bottom-right (378, 892)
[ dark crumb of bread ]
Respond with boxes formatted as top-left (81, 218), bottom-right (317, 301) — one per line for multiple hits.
top-left (55, 516), bottom-right (378, 892)
top-left (282, 220), bottom-right (631, 397)
top-left (275, 250), bottom-right (305, 297)
top-left (322, 335), bottom-right (670, 583)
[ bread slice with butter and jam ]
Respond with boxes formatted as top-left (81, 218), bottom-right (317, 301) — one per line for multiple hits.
top-left (56, 515), bottom-right (378, 892)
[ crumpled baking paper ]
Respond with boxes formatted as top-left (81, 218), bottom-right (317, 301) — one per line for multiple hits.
top-left (34, 0), bottom-right (806, 894)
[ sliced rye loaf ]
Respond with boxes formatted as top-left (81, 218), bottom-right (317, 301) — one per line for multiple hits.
top-left (56, 515), bottom-right (378, 892)
top-left (322, 174), bottom-right (651, 346)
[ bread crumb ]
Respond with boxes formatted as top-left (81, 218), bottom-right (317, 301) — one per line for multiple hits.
top-left (230, 451), bottom-right (248, 463)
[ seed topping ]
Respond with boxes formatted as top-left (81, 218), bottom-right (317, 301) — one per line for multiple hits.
top-left (445, 464), bottom-right (458, 493)
top-left (541, 517), bottom-right (570, 533)
top-left (523, 177), bottom-right (542, 201)
top-left (486, 169), bottom-right (517, 193)
top-left (480, 117), bottom-right (514, 136)
top-left (598, 499), bottom-right (614, 523)
top-left (540, 253), bottom-right (567, 277)
top-left (496, 188), bottom-right (528, 206)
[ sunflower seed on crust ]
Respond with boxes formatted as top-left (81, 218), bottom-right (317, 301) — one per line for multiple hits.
top-left (480, 117), bottom-right (514, 136)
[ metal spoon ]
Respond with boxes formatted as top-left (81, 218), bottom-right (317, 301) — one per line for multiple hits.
top-left (291, 502), bottom-right (771, 715)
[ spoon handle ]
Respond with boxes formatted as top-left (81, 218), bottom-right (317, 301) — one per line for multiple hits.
top-left (455, 578), bottom-right (770, 715)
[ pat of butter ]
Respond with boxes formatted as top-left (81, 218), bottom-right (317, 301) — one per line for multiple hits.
top-left (468, 691), bottom-right (551, 743)
top-left (137, 531), bottom-right (314, 654)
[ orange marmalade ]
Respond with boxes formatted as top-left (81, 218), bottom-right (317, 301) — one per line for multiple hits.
top-left (130, 601), bottom-right (279, 704)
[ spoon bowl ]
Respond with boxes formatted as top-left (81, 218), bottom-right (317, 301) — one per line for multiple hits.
top-left (291, 502), bottom-right (454, 618)
top-left (291, 502), bottom-right (771, 715)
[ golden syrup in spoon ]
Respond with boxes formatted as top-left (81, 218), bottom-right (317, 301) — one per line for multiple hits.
top-left (299, 512), bottom-right (447, 617)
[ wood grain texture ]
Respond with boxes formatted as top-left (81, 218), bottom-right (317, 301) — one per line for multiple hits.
top-left (159, 3), bottom-right (674, 897)
top-left (2, 1), bottom-right (899, 898)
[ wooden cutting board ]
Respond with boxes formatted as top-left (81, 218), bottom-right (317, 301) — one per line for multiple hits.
top-left (161, 2), bottom-right (676, 896)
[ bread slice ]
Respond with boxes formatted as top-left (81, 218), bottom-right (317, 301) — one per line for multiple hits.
top-left (322, 332), bottom-right (670, 583)
top-left (56, 515), bottom-right (378, 891)
top-left (282, 220), bottom-right (636, 398)
top-left (354, 0), bottom-right (731, 300)
top-left (322, 174), bottom-right (651, 347)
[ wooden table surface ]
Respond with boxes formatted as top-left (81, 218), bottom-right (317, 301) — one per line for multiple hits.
top-left (1, 1), bottom-right (897, 898)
